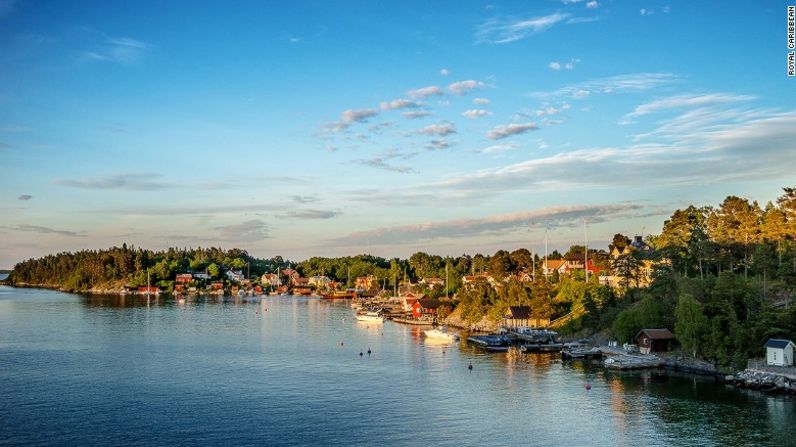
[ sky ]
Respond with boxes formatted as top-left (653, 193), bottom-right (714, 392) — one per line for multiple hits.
top-left (1, 0), bottom-right (795, 268)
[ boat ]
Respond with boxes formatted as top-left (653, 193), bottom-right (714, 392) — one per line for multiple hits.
top-left (424, 327), bottom-right (459, 342)
top-left (355, 310), bottom-right (385, 323)
top-left (467, 335), bottom-right (511, 352)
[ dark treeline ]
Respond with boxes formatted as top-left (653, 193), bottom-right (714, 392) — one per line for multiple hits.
top-left (8, 245), bottom-right (289, 290)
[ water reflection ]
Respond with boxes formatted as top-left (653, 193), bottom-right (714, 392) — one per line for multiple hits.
top-left (1, 287), bottom-right (794, 447)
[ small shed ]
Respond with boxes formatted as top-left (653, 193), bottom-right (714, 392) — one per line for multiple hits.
top-left (765, 339), bottom-right (795, 367)
top-left (635, 329), bottom-right (675, 354)
top-left (504, 306), bottom-right (532, 328)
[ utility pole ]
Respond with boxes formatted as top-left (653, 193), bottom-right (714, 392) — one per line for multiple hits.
top-left (544, 230), bottom-right (549, 282)
top-left (584, 219), bottom-right (589, 283)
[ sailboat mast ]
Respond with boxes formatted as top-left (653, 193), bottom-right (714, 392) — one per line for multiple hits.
top-left (544, 230), bottom-right (548, 282)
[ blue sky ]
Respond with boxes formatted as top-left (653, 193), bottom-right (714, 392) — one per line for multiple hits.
top-left (1, 0), bottom-right (794, 268)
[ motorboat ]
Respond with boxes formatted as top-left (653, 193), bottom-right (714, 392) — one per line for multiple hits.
top-left (423, 327), bottom-right (459, 342)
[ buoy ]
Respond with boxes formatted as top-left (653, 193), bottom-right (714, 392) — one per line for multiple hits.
top-left (584, 383), bottom-right (592, 391)
top-left (442, 350), bottom-right (446, 355)
top-left (468, 363), bottom-right (473, 371)
top-left (340, 341), bottom-right (344, 347)
top-left (359, 351), bottom-right (363, 356)
top-left (367, 348), bottom-right (371, 355)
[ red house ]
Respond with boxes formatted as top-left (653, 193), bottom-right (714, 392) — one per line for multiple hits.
top-left (412, 298), bottom-right (442, 319)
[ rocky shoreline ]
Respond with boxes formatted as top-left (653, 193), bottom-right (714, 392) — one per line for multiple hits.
top-left (728, 369), bottom-right (796, 395)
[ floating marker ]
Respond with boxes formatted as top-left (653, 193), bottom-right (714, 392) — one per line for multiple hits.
top-left (468, 363), bottom-right (473, 371)
top-left (584, 383), bottom-right (592, 391)
top-left (359, 351), bottom-right (363, 356)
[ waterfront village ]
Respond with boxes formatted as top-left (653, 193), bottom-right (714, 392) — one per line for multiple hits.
top-left (6, 188), bottom-right (796, 394)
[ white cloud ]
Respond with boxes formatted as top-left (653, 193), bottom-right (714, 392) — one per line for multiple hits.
top-left (402, 110), bottom-right (432, 119)
top-left (408, 85), bottom-right (443, 99)
top-left (448, 79), bottom-right (483, 95)
top-left (333, 204), bottom-right (641, 245)
top-left (476, 13), bottom-right (570, 44)
top-left (619, 93), bottom-right (755, 124)
top-left (440, 68), bottom-right (450, 76)
top-left (473, 97), bottom-right (490, 105)
top-left (462, 109), bottom-right (492, 119)
top-left (586, 1), bottom-right (598, 9)
top-left (640, 8), bottom-right (653, 16)
top-left (548, 61), bottom-right (562, 71)
top-left (477, 143), bottom-right (518, 154)
top-left (418, 122), bottom-right (456, 136)
top-left (426, 139), bottom-right (454, 150)
top-left (53, 173), bottom-right (176, 191)
top-left (531, 72), bottom-right (677, 99)
top-left (341, 108), bottom-right (378, 123)
top-left (81, 36), bottom-right (150, 65)
top-left (215, 219), bottom-right (270, 242)
top-left (379, 99), bottom-right (421, 110)
top-left (486, 122), bottom-right (538, 140)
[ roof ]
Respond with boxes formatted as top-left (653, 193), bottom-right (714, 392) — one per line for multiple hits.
top-left (507, 306), bottom-right (531, 319)
top-left (636, 329), bottom-right (675, 340)
top-left (764, 339), bottom-right (795, 349)
top-left (544, 260), bottom-right (566, 269)
top-left (417, 298), bottom-right (442, 309)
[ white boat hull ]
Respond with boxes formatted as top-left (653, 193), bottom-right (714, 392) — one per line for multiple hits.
top-left (355, 314), bottom-right (384, 323)
top-left (424, 329), bottom-right (459, 342)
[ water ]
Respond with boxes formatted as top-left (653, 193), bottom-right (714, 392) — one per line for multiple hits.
top-left (0, 286), bottom-right (793, 447)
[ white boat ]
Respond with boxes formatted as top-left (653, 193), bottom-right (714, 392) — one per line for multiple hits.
top-left (355, 311), bottom-right (385, 323)
top-left (424, 327), bottom-right (459, 342)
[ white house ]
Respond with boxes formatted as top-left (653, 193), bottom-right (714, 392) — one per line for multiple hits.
top-left (765, 339), bottom-right (795, 367)
top-left (226, 270), bottom-right (245, 282)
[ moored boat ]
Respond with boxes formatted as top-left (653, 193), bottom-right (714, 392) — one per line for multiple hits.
top-left (424, 327), bottom-right (459, 342)
top-left (355, 310), bottom-right (385, 323)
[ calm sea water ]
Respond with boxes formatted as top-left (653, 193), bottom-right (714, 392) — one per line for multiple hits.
top-left (0, 286), bottom-right (793, 447)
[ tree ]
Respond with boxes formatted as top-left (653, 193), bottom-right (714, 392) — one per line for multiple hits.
top-left (609, 233), bottom-right (632, 253)
top-left (488, 250), bottom-right (513, 280)
top-left (675, 294), bottom-right (710, 358)
top-left (207, 263), bottom-right (220, 278)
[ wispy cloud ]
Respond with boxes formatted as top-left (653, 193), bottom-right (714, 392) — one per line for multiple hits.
top-left (379, 99), bottom-right (421, 110)
top-left (17, 194), bottom-right (32, 201)
top-left (476, 13), bottom-right (572, 44)
top-left (619, 93), bottom-right (755, 124)
top-left (448, 80), bottom-right (483, 95)
top-left (2, 224), bottom-right (84, 237)
top-left (289, 195), bottom-right (319, 204)
top-left (351, 149), bottom-right (416, 173)
top-left (324, 108), bottom-right (379, 133)
top-left (81, 36), bottom-right (150, 65)
top-left (531, 72), bottom-right (678, 99)
top-left (53, 173), bottom-right (176, 191)
top-left (215, 219), bottom-right (270, 242)
top-left (473, 97), bottom-right (490, 105)
top-left (486, 122), bottom-right (538, 140)
top-left (586, 1), bottom-right (599, 9)
top-left (407, 85), bottom-right (443, 99)
top-left (426, 139), bottom-right (454, 150)
top-left (462, 109), bottom-right (492, 119)
top-left (278, 209), bottom-right (340, 220)
top-left (477, 143), bottom-right (518, 154)
top-left (548, 58), bottom-right (579, 71)
top-left (417, 122), bottom-right (456, 137)
top-left (402, 110), bottom-right (432, 119)
top-left (439, 68), bottom-right (450, 76)
top-left (333, 204), bottom-right (641, 245)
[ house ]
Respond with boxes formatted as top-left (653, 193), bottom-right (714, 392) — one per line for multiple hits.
top-left (355, 275), bottom-right (379, 291)
top-left (462, 273), bottom-right (489, 285)
top-left (503, 306), bottom-right (549, 329)
top-left (542, 259), bottom-right (568, 277)
top-left (517, 272), bottom-right (535, 283)
top-left (192, 272), bottom-right (211, 280)
top-left (281, 268), bottom-right (300, 283)
top-left (174, 284), bottom-right (186, 293)
top-left (400, 292), bottom-right (425, 312)
top-left (308, 275), bottom-right (332, 288)
top-left (420, 277), bottom-right (445, 287)
top-left (226, 270), bottom-right (245, 282)
top-left (175, 273), bottom-right (193, 284)
top-left (412, 298), bottom-right (442, 319)
top-left (765, 339), bottom-right (795, 367)
top-left (635, 329), bottom-right (675, 354)
top-left (292, 277), bottom-right (310, 287)
top-left (261, 273), bottom-right (281, 287)
top-left (210, 281), bottom-right (224, 291)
